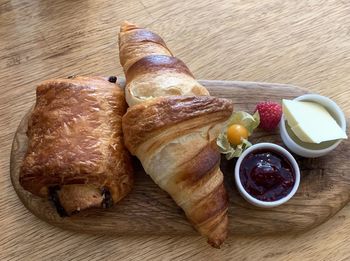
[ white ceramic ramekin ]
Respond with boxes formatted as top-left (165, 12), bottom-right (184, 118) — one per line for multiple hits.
top-left (280, 94), bottom-right (347, 158)
top-left (234, 143), bottom-right (300, 208)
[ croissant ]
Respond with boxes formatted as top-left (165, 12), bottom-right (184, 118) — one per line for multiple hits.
top-left (119, 22), bottom-right (210, 107)
top-left (120, 21), bottom-right (233, 247)
top-left (20, 76), bottom-right (133, 216)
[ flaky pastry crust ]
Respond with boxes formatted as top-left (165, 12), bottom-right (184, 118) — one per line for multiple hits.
top-left (120, 22), bottom-right (233, 247)
top-left (20, 76), bottom-right (133, 215)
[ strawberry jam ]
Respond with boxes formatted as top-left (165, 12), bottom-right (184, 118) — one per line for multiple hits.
top-left (239, 149), bottom-right (295, 202)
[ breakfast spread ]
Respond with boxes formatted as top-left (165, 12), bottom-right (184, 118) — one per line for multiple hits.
top-left (280, 94), bottom-right (347, 158)
top-left (282, 99), bottom-right (347, 143)
top-left (234, 143), bottom-right (300, 208)
top-left (239, 149), bottom-right (295, 202)
top-left (13, 21), bottom-right (349, 248)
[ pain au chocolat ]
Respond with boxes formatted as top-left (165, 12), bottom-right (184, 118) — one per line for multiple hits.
top-left (19, 76), bottom-right (133, 216)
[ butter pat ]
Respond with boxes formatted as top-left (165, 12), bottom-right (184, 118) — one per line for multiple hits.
top-left (282, 99), bottom-right (347, 144)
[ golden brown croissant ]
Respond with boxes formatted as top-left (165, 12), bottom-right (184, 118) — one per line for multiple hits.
top-left (20, 76), bottom-right (133, 216)
top-left (119, 21), bottom-right (233, 247)
top-left (119, 22), bottom-right (210, 107)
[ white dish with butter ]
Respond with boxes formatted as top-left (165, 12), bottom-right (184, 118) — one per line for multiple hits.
top-left (280, 94), bottom-right (347, 158)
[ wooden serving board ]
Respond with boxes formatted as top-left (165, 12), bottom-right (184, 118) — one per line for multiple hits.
top-left (10, 80), bottom-right (350, 236)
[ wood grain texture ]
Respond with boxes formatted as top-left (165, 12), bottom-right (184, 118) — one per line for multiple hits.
top-left (10, 80), bottom-right (350, 237)
top-left (1, 0), bottom-right (350, 260)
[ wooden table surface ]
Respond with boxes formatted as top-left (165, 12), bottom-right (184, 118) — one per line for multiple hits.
top-left (1, 0), bottom-right (349, 260)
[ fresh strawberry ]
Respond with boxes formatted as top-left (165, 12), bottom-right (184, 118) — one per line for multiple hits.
top-left (255, 101), bottom-right (282, 131)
